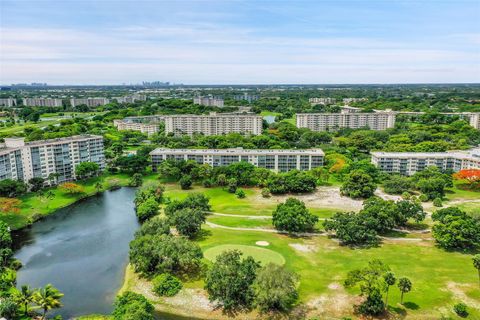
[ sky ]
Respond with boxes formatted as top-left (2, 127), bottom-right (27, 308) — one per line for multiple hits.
top-left (0, 0), bottom-right (479, 85)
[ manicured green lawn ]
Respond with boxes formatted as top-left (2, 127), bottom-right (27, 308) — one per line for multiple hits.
top-left (196, 226), bottom-right (479, 319)
top-left (204, 244), bottom-right (286, 265)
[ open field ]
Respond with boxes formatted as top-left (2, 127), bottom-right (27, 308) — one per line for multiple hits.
top-left (118, 182), bottom-right (480, 320)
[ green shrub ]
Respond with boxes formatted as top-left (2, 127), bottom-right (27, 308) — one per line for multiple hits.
top-left (419, 194), bottom-right (429, 202)
top-left (235, 189), bottom-right (246, 198)
top-left (179, 175), bottom-right (192, 190)
top-left (261, 188), bottom-right (271, 198)
top-left (152, 273), bottom-right (182, 297)
top-left (453, 303), bottom-right (468, 317)
top-left (433, 198), bottom-right (443, 207)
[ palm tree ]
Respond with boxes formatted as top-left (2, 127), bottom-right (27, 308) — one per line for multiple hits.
top-left (33, 284), bottom-right (64, 319)
top-left (94, 181), bottom-right (103, 194)
top-left (397, 277), bottom-right (412, 304)
top-left (13, 285), bottom-right (34, 316)
top-left (383, 271), bottom-right (396, 307)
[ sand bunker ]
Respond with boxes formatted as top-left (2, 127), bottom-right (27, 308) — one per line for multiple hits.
top-left (255, 241), bottom-right (270, 246)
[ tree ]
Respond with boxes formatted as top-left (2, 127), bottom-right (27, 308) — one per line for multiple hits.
top-left (32, 284), bottom-right (64, 320)
top-left (472, 254), bottom-right (480, 288)
top-left (28, 177), bottom-right (45, 192)
top-left (383, 272), bottom-right (396, 306)
top-left (94, 181), bottom-right (103, 193)
top-left (235, 189), bottom-right (246, 198)
top-left (397, 277), bottom-right (412, 304)
top-left (324, 212), bottom-right (378, 246)
top-left (453, 168), bottom-right (480, 188)
top-left (129, 234), bottom-right (203, 276)
top-left (227, 177), bottom-right (237, 193)
top-left (129, 173), bottom-right (143, 187)
top-left (75, 161), bottom-right (100, 179)
top-left (171, 208), bottom-right (206, 238)
top-left (453, 303), bottom-right (469, 317)
top-left (13, 285), bottom-right (34, 316)
top-left (382, 175), bottom-right (413, 195)
top-left (340, 170), bottom-right (376, 199)
top-left (179, 175), bottom-right (193, 190)
top-left (135, 218), bottom-right (170, 238)
top-left (254, 263), bottom-right (298, 312)
top-left (134, 183), bottom-right (164, 206)
top-left (0, 197), bottom-right (22, 214)
top-left (152, 273), bottom-right (182, 297)
top-left (261, 188), bottom-right (270, 198)
top-left (0, 179), bottom-right (27, 197)
top-left (0, 221), bottom-right (13, 268)
top-left (113, 291), bottom-right (154, 320)
top-left (205, 250), bottom-right (260, 311)
top-left (432, 207), bottom-right (480, 250)
top-left (394, 200), bottom-right (425, 225)
top-left (59, 182), bottom-right (85, 194)
top-left (0, 297), bottom-right (17, 319)
top-left (216, 173), bottom-right (227, 186)
top-left (164, 193), bottom-right (211, 218)
top-left (344, 260), bottom-right (389, 315)
top-left (135, 196), bottom-right (159, 222)
top-left (272, 198), bottom-right (318, 233)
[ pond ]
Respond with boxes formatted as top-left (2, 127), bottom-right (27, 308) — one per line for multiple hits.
top-left (13, 187), bottom-right (139, 319)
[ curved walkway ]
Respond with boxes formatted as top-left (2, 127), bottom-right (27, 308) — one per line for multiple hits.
top-left (205, 221), bottom-right (432, 241)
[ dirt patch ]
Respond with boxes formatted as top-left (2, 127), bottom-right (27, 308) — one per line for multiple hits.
top-left (289, 243), bottom-right (318, 253)
top-left (444, 281), bottom-right (480, 310)
top-left (328, 282), bottom-right (342, 290)
top-left (163, 288), bottom-right (213, 312)
top-left (307, 292), bottom-right (360, 318)
top-left (255, 241), bottom-right (269, 246)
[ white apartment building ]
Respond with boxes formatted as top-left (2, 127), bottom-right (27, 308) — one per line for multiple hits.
top-left (164, 113), bottom-right (263, 136)
top-left (296, 111), bottom-right (396, 131)
top-left (0, 98), bottom-right (16, 107)
top-left (150, 148), bottom-right (324, 172)
top-left (114, 94), bottom-right (147, 104)
top-left (70, 98), bottom-right (110, 108)
top-left (123, 115), bottom-right (166, 123)
top-left (193, 97), bottom-right (224, 107)
top-left (371, 148), bottom-right (480, 176)
top-left (23, 98), bottom-right (63, 107)
top-left (309, 97), bottom-right (336, 105)
top-left (0, 135), bottom-right (105, 184)
top-left (339, 106), bottom-right (362, 113)
top-left (343, 98), bottom-right (367, 104)
top-left (113, 119), bottom-right (160, 136)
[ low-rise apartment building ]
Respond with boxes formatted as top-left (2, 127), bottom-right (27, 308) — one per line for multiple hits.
top-left (114, 94), bottom-right (147, 104)
top-left (164, 113), bottom-right (263, 136)
top-left (193, 97), bottom-right (224, 107)
top-left (0, 98), bottom-right (16, 107)
top-left (150, 148), bottom-right (324, 172)
top-left (23, 98), bottom-right (63, 107)
top-left (309, 97), bottom-right (336, 105)
top-left (0, 135), bottom-right (105, 183)
top-left (371, 148), bottom-right (480, 175)
top-left (296, 111), bottom-right (396, 131)
top-left (113, 119), bottom-right (160, 136)
top-left (70, 98), bottom-right (110, 108)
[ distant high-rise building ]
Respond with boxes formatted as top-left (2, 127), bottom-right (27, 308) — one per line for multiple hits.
top-left (70, 98), bottom-right (110, 108)
top-left (0, 98), bottom-right (16, 107)
top-left (164, 112), bottom-right (263, 136)
top-left (296, 111), bottom-right (396, 131)
top-left (23, 98), bottom-right (63, 107)
top-left (309, 97), bottom-right (336, 105)
top-left (233, 93), bottom-right (259, 103)
top-left (0, 135), bottom-right (105, 184)
top-left (193, 96), bottom-right (224, 107)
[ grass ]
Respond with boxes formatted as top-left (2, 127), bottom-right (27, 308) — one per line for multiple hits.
top-left (203, 244), bottom-right (286, 265)
top-left (207, 215), bottom-right (273, 229)
top-left (0, 173), bottom-right (158, 230)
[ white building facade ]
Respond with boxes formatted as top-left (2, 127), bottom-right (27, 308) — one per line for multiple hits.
top-left (150, 148), bottom-right (324, 172)
top-left (23, 98), bottom-right (63, 107)
top-left (193, 97), bottom-right (224, 107)
top-left (296, 111), bottom-right (396, 131)
top-left (113, 119), bottom-right (160, 136)
top-left (0, 135), bottom-right (105, 183)
top-left (164, 113), bottom-right (263, 136)
top-left (0, 98), bottom-right (16, 107)
top-left (371, 149), bottom-right (480, 176)
top-left (70, 98), bottom-right (110, 108)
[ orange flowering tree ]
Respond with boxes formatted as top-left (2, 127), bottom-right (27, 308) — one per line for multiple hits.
top-left (453, 169), bottom-right (480, 188)
top-left (59, 182), bottom-right (85, 195)
top-left (0, 198), bottom-right (22, 214)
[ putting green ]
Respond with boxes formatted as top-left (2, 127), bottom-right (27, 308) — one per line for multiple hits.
top-left (204, 244), bottom-right (285, 265)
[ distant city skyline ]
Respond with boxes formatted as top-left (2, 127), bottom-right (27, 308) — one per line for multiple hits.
top-left (0, 0), bottom-right (479, 85)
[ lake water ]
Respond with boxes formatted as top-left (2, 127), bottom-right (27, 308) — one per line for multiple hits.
top-left (13, 188), bottom-right (139, 319)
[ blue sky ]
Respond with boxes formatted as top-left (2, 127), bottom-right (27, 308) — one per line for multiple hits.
top-left (0, 0), bottom-right (479, 84)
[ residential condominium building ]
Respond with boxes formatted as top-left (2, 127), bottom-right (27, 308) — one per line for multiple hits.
top-left (342, 98), bottom-right (367, 104)
top-left (233, 93), bottom-right (259, 103)
top-left (296, 111), bottom-right (396, 131)
top-left (70, 98), bottom-right (110, 108)
top-left (0, 135), bottom-right (105, 184)
top-left (0, 98), bottom-right (16, 107)
top-left (23, 98), bottom-right (63, 107)
top-left (114, 94), bottom-right (147, 104)
top-left (123, 115), bottom-right (166, 123)
top-left (309, 97), bottom-right (336, 105)
top-left (164, 112), bottom-right (263, 136)
top-left (193, 96), bottom-right (224, 107)
top-left (150, 148), bottom-right (324, 172)
top-left (113, 119), bottom-right (160, 136)
top-left (371, 148), bottom-right (480, 176)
